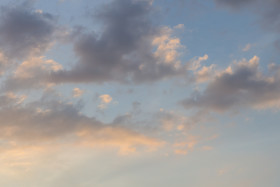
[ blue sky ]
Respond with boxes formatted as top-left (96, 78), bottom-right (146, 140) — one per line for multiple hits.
top-left (0, 0), bottom-right (279, 186)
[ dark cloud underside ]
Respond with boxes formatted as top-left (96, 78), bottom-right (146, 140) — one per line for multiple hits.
top-left (0, 4), bottom-right (57, 59)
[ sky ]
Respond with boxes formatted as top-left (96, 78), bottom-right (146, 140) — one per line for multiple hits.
top-left (0, 0), bottom-right (280, 186)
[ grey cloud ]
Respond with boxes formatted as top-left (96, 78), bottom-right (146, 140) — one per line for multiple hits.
top-left (0, 52), bottom-right (8, 76)
top-left (214, 0), bottom-right (256, 9)
top-left (0, 92), bottom-right (98, 141)
top-left (51, 0), bottom-right (185, 84)
top-left (0, 91), bottom-right (163, 152)
top-left (0, 94), bottom-right (17, 107)
top-left (182, 57), bottom-right (280, 112)
top-left (0, 3), bottom-right (57, 59)
top-left (260, 0), bottom-right (280, 32)
top-left (215, 0), bottom-right (280, 32)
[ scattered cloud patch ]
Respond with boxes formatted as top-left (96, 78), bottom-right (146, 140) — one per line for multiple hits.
top-left (242, 43), bottom-right (255, 52)
top-left (72, 88), bottom-right (84, 98)
top-left (98, 94), bottom-right (113, 109)
top-left (188, 54), bottom-right (209, 71)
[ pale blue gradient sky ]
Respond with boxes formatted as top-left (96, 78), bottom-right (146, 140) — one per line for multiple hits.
top-left (0, 0), bottom-right (279, 186)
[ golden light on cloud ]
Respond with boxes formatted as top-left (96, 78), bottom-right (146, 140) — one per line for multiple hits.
top-left (76, 127), bottom-right (165, 155)
top-left (98, 94), bottom-right (113, 109)
top-left (72, 88), bottom-right (84, 98)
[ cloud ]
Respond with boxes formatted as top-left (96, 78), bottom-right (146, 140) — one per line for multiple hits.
top-left (174, 149), bottom-right (188, 155)
top-left (3, 56), bottom-right (63, 91)
top-left (182, 56), bottom-right (280, 112)
top-left (0, 91), bottom-right (163, 154)
top-left (242, 43), bottom-right (253, 52)
top-left (187, 54), bottom-right (215, 83)
top-left (77, 126), bottom-right (164, 155)
top-left (99, 94), bottom-right (112, 104)
top-left (72, 88), bottom-right (84, 98)
top-left (174, 24), bottom-right (184, 30)
top-left (214, 0), bottom-right (280, 33)
top-left (214, 0), bottom-right (255, 9)
top-left (187, 54), bottom-right (209, 71)
top-left (194, 64), bottom-right (216, 83)
top-left (0, 3), bottom-right (58, 59)
top-left (152, 26), bottom-right (184, 68)
top-left (98, 94), bottom-right (113, 109)
top-left (156, 108), bottom-right (211, 133)
top-left (157, 109), bottom-right (191, 132)
top-left (0, 51), bottom-right (8, 76)
top-left (51, 0), bottom-right (186, 84)
top-left (0, 92), bottom-right (26, 107)
top-left (173, 135), bottom-right (198, 155)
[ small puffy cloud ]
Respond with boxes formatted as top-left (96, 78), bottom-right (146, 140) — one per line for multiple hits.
top-left (187, 54), bottom-right (215, 83)
top-left (174, 24), bottom-right (184, 29)
top-left (35, 9), bottom-right (43, 14)
top-left (194, 64), bottom-right (216, 83)
top-left (152, 26), bottom-right (184, 69)
top-left (182, 56), bottom-right (280, 112)
top-left (242, 43), bottom-right (256, 52)
top-left (98, 94), bottom-right (113, 109)
top-left (188, 54), bottom-right (209, 71)
top-left (242, 43), bottom-right (253, 52)
top-left (99, 94), bottom-right (112, 104)
top-left (72, 88), bottom-right (84, 98)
